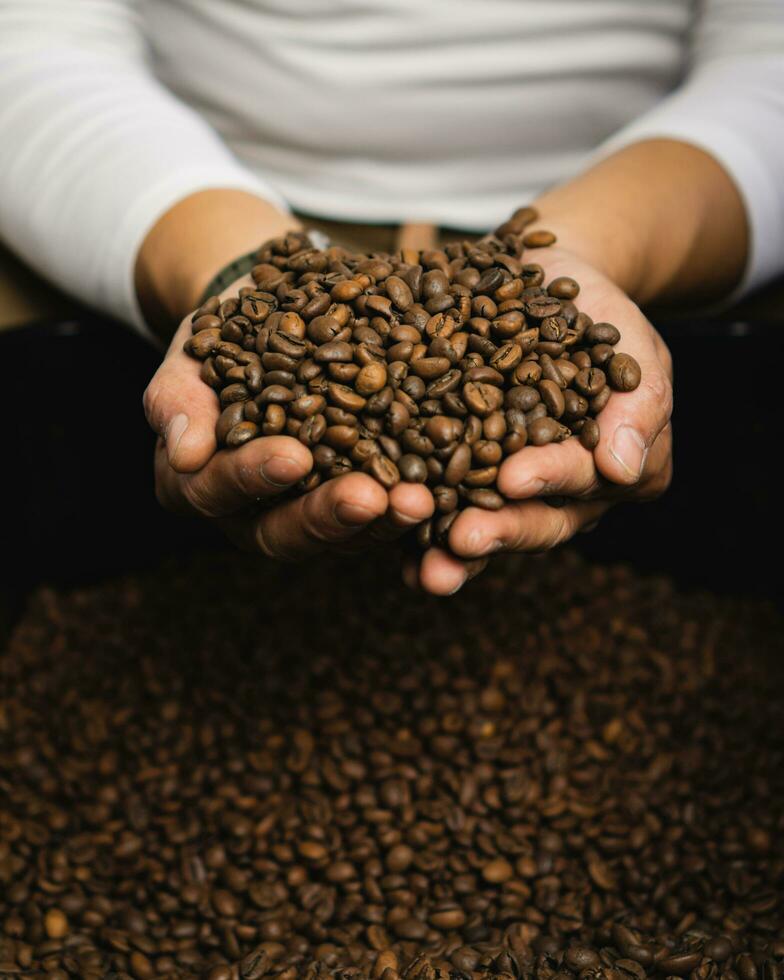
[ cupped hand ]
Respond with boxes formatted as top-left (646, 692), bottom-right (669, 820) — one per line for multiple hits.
top-left (407, 247), bottom-right (673, 596)
top-left (143, 276), bottom-right (434, 560)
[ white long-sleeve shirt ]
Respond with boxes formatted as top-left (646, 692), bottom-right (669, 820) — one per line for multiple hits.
top-left (0, 0), bottom-right (783, 331)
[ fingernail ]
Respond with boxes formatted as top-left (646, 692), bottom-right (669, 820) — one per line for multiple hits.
top-left (610, 425), bottom-right (647, 481)
top-left (334, 500), bottom-right (377, 527)
top-left (165, 414), bottom-right (189, 465)
top-left (260, 455), bottom-right (302, 487)
top-left (448, 574), bottom-right (468, 595)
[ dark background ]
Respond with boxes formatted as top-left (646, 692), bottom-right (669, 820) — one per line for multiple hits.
top-left (1, 310), bottom-right (781, 634)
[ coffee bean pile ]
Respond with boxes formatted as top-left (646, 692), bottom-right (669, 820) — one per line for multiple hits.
top-left (184, 211), bottom-right (640, 538)
top-left (2, 550), bottom-right (782, 980)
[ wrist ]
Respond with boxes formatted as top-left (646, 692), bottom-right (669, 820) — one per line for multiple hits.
top-left (135, 189), bottom-right (301, 337)
top-left (528, 140), bottom-right (748, 308)
top-left (528, 194), bottom-right (649, 303)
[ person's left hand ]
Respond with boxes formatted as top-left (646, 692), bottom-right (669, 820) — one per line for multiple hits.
top-left (403, 247), bottom-right (674, 595)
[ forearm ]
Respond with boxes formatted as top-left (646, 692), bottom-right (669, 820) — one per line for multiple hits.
top-left (135, 190), bottom-right (301, 338)
top-left (530, 139), bottom-right (749, 307)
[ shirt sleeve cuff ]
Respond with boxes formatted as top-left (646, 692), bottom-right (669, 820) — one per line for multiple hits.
top-left (105, 166), bottom-right (290, 336)
top-left (594, 99), bottom-right (784, 300)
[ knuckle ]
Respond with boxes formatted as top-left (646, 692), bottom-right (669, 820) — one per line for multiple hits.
top-left (234, 461), bottom-right (261, 499)
top-left (550, 507), bottom-right (577, 547)
top-left (641, 372), bottom-right (674, 427)
top-left (300, 495), bottom-right (337, 546)
top-left (181, 478), bottom-right (217, 518)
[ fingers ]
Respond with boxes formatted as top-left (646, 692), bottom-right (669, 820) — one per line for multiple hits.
top-left (338, 483), bottom-right (435, 553)
top-left (143, 318), bottom-right (220, 474)
top-left (634, 423), bottom-right (674, 500)
top-left (593, 320), bottom-right (674, 488)
top-left (154, 435), bottom-right (313, 517)
top-left (448, 498), bottom-right (611, 559)
top-left (221, 471), bottom-right (389, 561)
top-left (414, 548), bottom-right (489, 596)
top-left (497, 437), bottom-right (600, 501)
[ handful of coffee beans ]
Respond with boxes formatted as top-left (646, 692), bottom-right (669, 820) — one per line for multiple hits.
top-left (184, 210), bottom-right (641, 542)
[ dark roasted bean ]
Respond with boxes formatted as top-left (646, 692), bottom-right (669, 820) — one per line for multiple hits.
top-left (608, 352), bottom-right (643, 391)
top-left (399, 454), bottom-right (428, 483)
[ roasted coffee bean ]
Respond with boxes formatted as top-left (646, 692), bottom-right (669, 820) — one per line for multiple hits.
top-left (324, 424), bottom-right (359, 452)
top-left (444, 442), bottom-right (472, 486)
top-left (590, 384), bottom-right (612, 413)
top-left (377, 434), bottom-right (402, 462)
top-left (290, 394), bottom-right (327, 419)
top-left (586, 321), bottom-right (621, 346)
top-left (579, 418), bottom-right (601, 450)
top-left (355, 362), bottom-right (388, 396)
top-left (514, 360), bottom-right (542, 386)
top-left (398, 454), bottom-right (428, 483)
top-left (299, 414), bottom-right (327, 447)
top-left (590, 342), bottom-right (616, 366)
top-left (434, 509), bottom-right (459, 545)
top-left (463, 381), bottom-right (504, 418)
top-left (548, 276), bottom-right (580, 300)
top-left (574, 367), bottom-right (607, 397)
top-left (400, 429), bottom-right (434, 457)
top-left (328, 382), bottom-right (367, 413)
top-left (186, 328), bottom-right (222, 359)
top-left (410, 357), bottom-right (450, 381)
top-left (217, 402), bottom-right (246, 445)
top-left (464, 487), bottom-right (505, 510)
top-left (505, 385), bottom-right (540, 412)
top-left (562, 389), bottom-right (589, 420)
top-left (325, 406), bottom-right (359, 427)
top-left (539, 353), bottom-right (567, 388)
top-left (312, 443), bottom-right (336, 470)
top-left (433, 485), bottom-right (458, 513)
top-left (364, 386), bottom-right (394, 417)
top-left (523, 229), bottom-right (557, 247)
top-left (529, 416), bottom-right (567, 445)
top-left (538, 379), bottom-right (566, 419)
top-left (261, 403), bottom-right (286, 436)
top-left (425, 368), bottom-right (462, 400)
top-left (385, 275), bottom-right (414, 311)
top-left (226, 421), bottom-right (259, 447)
top-left (315, 340), bottom-right (354, 363)
top-left (367, 453), bottom-right (400, 488)
top-left (472, 440), bottom-right (503, 467)
top-left (463, 465), bottom-right (498, 487)
top-left (608, 352), bottom-right (643, 391)
top-left (489, 343), bottom-right (523, 373)
top-left (425, 415), bottom-right (462, 448)
top-left (554, 357), bottom-right (579, 384)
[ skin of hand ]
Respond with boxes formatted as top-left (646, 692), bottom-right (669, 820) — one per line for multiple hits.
top-left (143, 272), bottom-right (435, 562)
top-left (404, 246), bottom-right (673, 595)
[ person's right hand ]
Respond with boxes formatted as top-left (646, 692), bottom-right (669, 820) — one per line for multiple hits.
top-left (143, 276), bottom-right (434, 560)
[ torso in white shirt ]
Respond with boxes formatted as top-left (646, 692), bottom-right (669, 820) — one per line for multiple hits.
top-left (145, 0), bottom-right (694, 229)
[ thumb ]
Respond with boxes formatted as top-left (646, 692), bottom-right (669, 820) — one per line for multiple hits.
top-left (593, 326), bottom-right (673, 486)
top-left (143, 318), bottom-right (219, 473)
